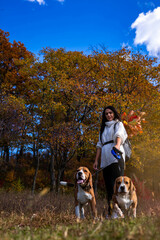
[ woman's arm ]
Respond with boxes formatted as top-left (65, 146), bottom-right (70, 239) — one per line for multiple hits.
top-left (93, 148), bottom-right (101, 170)
top-left (114, 137), bottom-right (122, 150)
top-left (113, 121), bottom-right (127, 147)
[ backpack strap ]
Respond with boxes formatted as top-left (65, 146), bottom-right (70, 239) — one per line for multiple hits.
top-left (114, 121), bottom-right (118, 132)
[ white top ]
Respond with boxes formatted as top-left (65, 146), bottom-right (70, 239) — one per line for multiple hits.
top-left (96, 120), bottom-right (128, 168)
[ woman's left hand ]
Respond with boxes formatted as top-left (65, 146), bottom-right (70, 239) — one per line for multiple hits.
top-left (114, 144), bottom-right (120, 150)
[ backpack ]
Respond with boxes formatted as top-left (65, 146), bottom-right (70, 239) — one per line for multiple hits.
top-left (114, 122), bottom-right (131, 162)
top-left (123, 138), bottom-right (131, 161)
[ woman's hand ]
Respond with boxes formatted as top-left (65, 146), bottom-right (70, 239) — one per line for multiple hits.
top-left (114, 144), bottom-right (120, 150)
top-left (94, 148), bottom-right (101, 170)
top-left (93, 161), bottom-right (98, 170)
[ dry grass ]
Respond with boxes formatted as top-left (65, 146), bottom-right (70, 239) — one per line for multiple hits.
top-left (0, 189), bottom-right (160, 239)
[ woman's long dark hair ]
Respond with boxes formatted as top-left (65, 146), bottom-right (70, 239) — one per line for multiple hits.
top-left (100, 106), bottom-right (121, 142)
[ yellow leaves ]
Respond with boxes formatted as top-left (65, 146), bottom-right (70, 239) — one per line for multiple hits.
top-left (7, 95), bottom-right (25, 110)
top-left (54, 102), bottom-right (66, 113)
top-left (5, 170), bottom-right (15, 183)
top-left (26, 168), bottom-right (35, 177)
top-left (123, 120), bottom-right (128, 125)
top-left (53, 102), bottom-right (67, 122)
top-left (127, 149), bottom-right (143, 172)
top-left (11, 178), bottom-right (24, 192)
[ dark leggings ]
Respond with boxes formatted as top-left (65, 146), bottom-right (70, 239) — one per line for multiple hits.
top-left (103, 163), bottom-right (123, 215)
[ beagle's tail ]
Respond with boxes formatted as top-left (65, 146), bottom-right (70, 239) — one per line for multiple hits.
top-left (60, 181), bottom-right (74, 187)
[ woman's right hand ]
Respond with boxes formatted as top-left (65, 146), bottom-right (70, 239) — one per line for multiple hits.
top-left (93, 148), bottom-right (101, 170)
top-left (93, 161), bottom-right (98, 170)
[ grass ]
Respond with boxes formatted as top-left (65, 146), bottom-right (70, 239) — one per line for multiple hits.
top-left (0, 190), bottom-right (160, 239)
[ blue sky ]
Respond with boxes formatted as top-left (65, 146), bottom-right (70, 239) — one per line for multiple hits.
top-left (1, 0), bottom-right (160, 57)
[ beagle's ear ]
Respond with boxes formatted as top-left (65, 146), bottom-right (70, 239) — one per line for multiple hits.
top-left (129, 179), bottom-right (136, 194)
top-left (113, 179), bottom-right (118, 194)
top-left (88, 171), bottom-right (93, 188)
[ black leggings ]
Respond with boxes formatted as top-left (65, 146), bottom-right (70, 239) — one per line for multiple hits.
top-left (103, 163), bottom-right (123, 214)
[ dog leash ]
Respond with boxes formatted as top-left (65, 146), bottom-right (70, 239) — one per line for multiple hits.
top-left (92, 167), bottom-right (106, 176)
top-left (92, 163), bottom-right (124, 177)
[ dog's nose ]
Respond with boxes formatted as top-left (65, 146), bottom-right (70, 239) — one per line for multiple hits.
top-left (120, 186), bottom-right (125, 191)
top-left (78, 172), bottom-right (82, 176)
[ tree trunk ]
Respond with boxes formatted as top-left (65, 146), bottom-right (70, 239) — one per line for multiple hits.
top-left (32, 130), bottom-right (39, 194)
top-left (16, 145), bottom-right (24, 165)
top-left (56, 168), bottom-right (63, 193)
top-left (32, 151), bottom-right (39, 194)
top-left (50, 147), bottom-right (55, 191)
top-left (33, 141), bottom-right (36, 160)
top-left (4, 144), bottom-right (9, 162)
top-left (19, 145), bottom-right (24, 157)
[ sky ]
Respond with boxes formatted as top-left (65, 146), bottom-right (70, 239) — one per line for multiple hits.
top-left (1, 0), bottom-right (160, 58)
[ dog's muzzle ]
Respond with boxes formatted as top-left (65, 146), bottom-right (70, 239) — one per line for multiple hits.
top-left (77, 171), bottom-right (86, 184)
top-left (119, 185), bottom-right (127, 193)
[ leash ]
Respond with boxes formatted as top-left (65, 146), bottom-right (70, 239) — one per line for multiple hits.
top-left (92, 167), bottom-right (106, 176)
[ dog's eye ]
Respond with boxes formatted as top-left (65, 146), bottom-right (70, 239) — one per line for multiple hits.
top-left (118, 181), bottom-right (121, 185)
top-left (125, 181), bottom-right (129, 184)
top-left (84, 170), bottom-right (87, 172)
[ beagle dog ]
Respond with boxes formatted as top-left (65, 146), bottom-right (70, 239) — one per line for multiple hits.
top-left (111, 176), bottom-right (137, 218)
top-left (74, 167), bottom-right (97, 219)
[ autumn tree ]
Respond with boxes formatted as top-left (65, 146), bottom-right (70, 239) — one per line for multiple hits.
top-left (0, 29), bottom-right (36, 161)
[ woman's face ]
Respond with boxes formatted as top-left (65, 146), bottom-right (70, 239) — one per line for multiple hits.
top-left (105, 108), bottom-right (115, 121)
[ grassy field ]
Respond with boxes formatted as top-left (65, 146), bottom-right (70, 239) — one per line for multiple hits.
top-left (0, 190), bottom-right (160, 240)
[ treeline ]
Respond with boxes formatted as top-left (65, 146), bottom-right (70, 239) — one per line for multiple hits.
top-left (0, 29), bottom-right (160, 193)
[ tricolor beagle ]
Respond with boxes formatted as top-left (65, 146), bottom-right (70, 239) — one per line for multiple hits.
top-left (111, 176), bottom-right (137, 218)
top-left (60, 166), bottom-right (97, 219)
top-left (75, 167), bottom-right (97, 219)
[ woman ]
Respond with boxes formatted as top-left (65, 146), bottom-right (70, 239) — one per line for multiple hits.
top-left (93, 106), bottom-right (128, 216)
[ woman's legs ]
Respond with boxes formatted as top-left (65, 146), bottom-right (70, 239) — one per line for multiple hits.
top-left (103, 163), bottom-right (122, 215)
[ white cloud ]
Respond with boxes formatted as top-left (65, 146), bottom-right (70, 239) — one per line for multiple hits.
top-left (27, 0), bottom-right (46, 5)
top-left (56, 0), bottom-right (65, 3)
top-left (131, 7), bottom-right (160, 57)
top-left (27, 0), bottom-right (65, 5)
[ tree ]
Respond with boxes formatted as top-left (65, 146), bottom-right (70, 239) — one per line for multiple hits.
top-left (0, 29), bottom-right (36, 161)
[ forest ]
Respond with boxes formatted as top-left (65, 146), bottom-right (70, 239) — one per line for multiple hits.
top-left (1, 28), bottom-right (160, 196)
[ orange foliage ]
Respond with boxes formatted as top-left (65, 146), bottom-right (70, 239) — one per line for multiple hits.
top-left (121, 110), bottom-right (146, 137)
